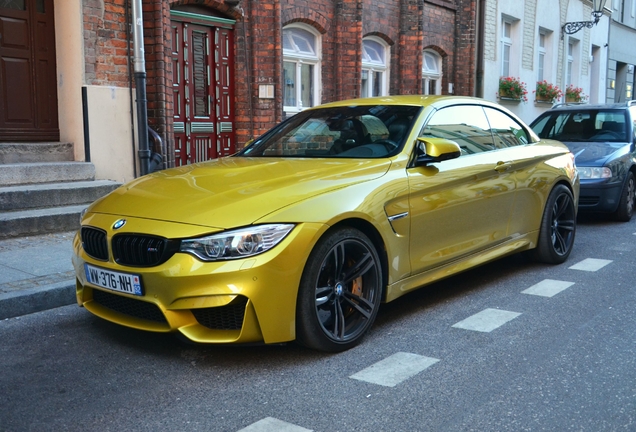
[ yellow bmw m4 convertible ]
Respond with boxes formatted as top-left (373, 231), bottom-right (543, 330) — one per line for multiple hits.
top-left (72, 95), bottom-right (579, 352)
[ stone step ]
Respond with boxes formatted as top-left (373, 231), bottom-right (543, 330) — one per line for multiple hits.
top-left (0, 142), bottom-right (74, 164)
top-left (0, 180), bottom-right (120, 211)
top-left (0, 162), bottom-right (96, 186)
top-left (0, 205), bottom-right (88, 239)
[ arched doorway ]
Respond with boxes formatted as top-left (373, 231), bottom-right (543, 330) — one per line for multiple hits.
top-left (0, 0), bottom-right (59, 141)
top-left (170, 9), bottom-right (236, 165)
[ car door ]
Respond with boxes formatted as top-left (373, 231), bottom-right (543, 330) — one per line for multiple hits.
top-left (407, 104), bottom-right (518, 275)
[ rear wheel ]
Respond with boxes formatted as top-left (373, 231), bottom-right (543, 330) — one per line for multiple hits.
top-left (296, 227), bottom-right (382, 352)
top-left (530, 184), bottom-right (576, 264)
top-left (613, 171), bottom-right (635, 222)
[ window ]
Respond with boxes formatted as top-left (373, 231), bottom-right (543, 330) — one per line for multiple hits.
top-left (501, 20), bottom-right (513, 77)
top-left (483, 107), bottom-right (529, 147)
top-left (283, 26), bottom-right (321, 114)
top-left (421, 105), bottom-right (495, 154)
top-left (566, 39), bottom-right (579, 87)
top-left (422, 50), bottom-right (442, 95)
top-left (361, 38), bottom-right (389, 97)
top-left (538, 33), bottom-right (546, 82)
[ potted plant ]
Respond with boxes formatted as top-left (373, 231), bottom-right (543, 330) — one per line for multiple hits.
top-left (534, 80), bottom-right (562, 103)
top-left (565, 85), bottom-right (586, 103)
top-left (499, 76), bottom-right (528, 102)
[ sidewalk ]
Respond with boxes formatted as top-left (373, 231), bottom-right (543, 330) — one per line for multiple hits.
top-left (0, 230), bottom-right (77, 320)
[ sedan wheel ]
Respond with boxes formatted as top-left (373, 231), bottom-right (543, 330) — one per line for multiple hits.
top-left (614, 172), bottom-right (635, 222)
top-left (530, 184), bottom-right (576, 264)
top-left (296, 227), bottom-right (382, 352)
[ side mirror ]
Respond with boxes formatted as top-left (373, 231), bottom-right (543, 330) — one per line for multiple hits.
top-left (413, 137), bottom-right (461, 166)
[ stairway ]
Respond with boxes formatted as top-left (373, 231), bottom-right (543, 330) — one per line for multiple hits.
top-left (0, 142), bottom-right (121, 239)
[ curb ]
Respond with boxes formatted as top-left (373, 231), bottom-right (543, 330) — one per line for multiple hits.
top-left (0, 280), bottom-right (76, 320)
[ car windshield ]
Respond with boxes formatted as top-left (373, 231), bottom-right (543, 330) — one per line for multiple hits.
top-left (237, 105), bottom-right (422, 158)
top-left (531, 109), bottom-right (628, 143)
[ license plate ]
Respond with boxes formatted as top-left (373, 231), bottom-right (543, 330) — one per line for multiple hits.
top-left (84, 264), bottom-right (143, 296)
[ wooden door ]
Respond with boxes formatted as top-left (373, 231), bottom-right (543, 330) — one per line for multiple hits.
top-left (0, 0), bottom-right (59, 141)
top-left (171, 20), bottom-right (235, 166)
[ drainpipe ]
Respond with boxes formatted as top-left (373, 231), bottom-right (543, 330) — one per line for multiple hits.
top-left (131, 0), bottom-right (150, 176)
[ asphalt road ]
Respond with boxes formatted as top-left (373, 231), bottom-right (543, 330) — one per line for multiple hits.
top-left (1, 214), bottom-right (635, 432)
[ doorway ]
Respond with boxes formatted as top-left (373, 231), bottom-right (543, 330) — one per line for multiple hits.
top-left (0, 0), bottom-right (58, 141)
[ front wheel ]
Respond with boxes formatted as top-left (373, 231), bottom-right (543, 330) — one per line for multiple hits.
top-left (613, 171), bottom-right (635, 222)
top-left (530, 184), bottom-right (576, 264)
top-left (296, 227), bottom-right (382, 352)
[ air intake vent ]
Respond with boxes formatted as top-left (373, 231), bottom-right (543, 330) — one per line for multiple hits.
top-left (191, 297), bottom-right (248, 330)
top-left (92, 288), bottom-right (167, 323)
top-left (81, 227), bottom-right (108, 261)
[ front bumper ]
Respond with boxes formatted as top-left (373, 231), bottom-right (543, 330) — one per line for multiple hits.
top-left (578, 179), bottom-right (623, 213)
top-left (72, 214), bottom-right (326, 345)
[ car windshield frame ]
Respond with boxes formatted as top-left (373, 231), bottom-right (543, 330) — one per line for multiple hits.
top-left (531, 108), bottom-right (629, 143)
top-left (236, 105), bottom-right (422, 159)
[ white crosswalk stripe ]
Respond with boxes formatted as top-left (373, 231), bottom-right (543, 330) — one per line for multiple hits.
top-left (522, 279), bottom-right (575, 297)
top-left (452, 308), bottom-right (521, 332)
top-left (238, 417), bottom-right (312, 432)
top-left (568, 258), bottom-right (613, 271)
top-left (349, 352), bottom-right (439, 387)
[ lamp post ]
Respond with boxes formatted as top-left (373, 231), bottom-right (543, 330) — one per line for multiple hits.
top-left (562, 0), bottom-right (608, 36)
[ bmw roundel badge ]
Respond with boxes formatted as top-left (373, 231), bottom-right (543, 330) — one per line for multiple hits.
top-left (113, 219), bottom-right (127, 230)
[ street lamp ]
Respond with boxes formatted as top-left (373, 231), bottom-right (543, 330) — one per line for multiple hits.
top-left (562, 0), bottom-right (608, 36)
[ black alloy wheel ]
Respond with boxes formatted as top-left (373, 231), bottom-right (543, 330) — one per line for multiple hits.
top-left (296, 227), bottom-right (382, 352)
top-left (531, 184), bottom-right (576, 264)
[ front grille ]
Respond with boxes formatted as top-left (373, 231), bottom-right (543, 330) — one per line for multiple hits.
top-left (191, 297), bottom-right (248, 330)
top-left (92, 288), bottom-right (167, 323)
top-left (112, 234), bottom-right (179, 267)
top-left (81, 227), bottom-right (109, 261)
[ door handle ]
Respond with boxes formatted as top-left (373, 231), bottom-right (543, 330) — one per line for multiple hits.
top-left (495, 161), bottom-right (512, 172)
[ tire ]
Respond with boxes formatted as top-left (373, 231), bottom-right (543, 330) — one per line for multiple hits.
top-left (530, 184), bottom-right (576, 264)
top-left (613, 171), bottom-right (635, 222)
top-left (296, 227), bottom-right (382, 352)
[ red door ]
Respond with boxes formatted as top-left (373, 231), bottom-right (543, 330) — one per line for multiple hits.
top-left (0, 0), bottom-right (58, 141)
top-left (171, 20), bottom-right (235, 166)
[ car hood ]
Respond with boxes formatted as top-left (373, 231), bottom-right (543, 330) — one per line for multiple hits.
top-left (89, 157), bottom-right (391, 229)
top-left (562, 141), bottom-right (629, 166)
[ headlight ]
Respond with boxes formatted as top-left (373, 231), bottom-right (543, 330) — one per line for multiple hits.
top-left (578, 167), bottom-right (612, 179)
top-left (79, 207), bottom-right (88, 224)
top-left (180, 224), bottom-right (295, 261)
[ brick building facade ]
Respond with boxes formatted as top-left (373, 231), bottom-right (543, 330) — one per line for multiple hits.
top-left (82, 0), bottom-right (478, 172)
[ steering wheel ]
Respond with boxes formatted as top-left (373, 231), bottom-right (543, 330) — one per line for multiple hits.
top-left (374, 139), bottom-right (399, 152)
top-left (593, 131), bottom-right (621, 140)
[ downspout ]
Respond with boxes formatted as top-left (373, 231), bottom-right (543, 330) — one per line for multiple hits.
top-left (476, 0), bottom-right (486, 97)
top-left (125, 0), bottom-right (137, 178)
top-left (131, 0), bottom-right (150, 176)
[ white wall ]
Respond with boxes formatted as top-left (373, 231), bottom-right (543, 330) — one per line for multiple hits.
top-left (54, 0), bottom-right (85, 160)
top-left (482, 0), bottom-right (610, 124)
top-left (85, 86), bottom-right (137, 183)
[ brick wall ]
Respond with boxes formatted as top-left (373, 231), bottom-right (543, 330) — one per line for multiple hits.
top-left (85, 0), bottom-right (476, 167)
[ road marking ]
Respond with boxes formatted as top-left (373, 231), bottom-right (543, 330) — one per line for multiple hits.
top-left (452, 308), bottom-right (521, 332)
top-left (522, 279), bottom-right (575, 297)
top-left (238, 417), bottom-right (312, 432)
top-left (349, 352), bottom-right (439, 387)
top-left (569, 258), bottom-right (612, 271)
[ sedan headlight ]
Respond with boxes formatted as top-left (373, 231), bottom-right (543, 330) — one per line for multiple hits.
top-left (578, 166), bottom-right (612, 179)
top-left (180, 224), bottom-right (295, 261)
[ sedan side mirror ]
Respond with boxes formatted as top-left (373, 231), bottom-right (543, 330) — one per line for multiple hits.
top-left (413, 137), bottom-right (462, 166)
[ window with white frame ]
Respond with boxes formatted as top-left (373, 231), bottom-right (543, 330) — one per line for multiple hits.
top-left (283, 25), bottom-right (321, 114)
top-left (422, 50), bottom-right (442, 95)
top-left (566, 39), bottom-right (580, 87)
top-left (538, 32), bottom-right (546, 82)
top-left (361, 38), bottom-right (389, 97)
top-left (501, 20), bottom-right (513, 77)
